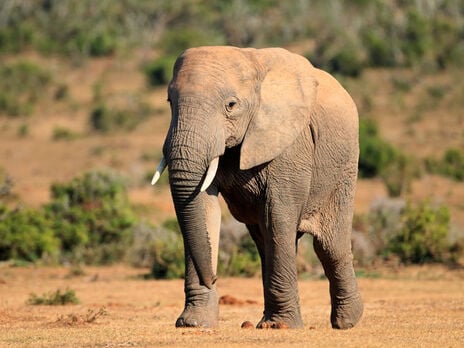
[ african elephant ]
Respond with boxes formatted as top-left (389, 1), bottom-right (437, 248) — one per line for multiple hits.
top-left (152, 46), bottom-right (363, 329)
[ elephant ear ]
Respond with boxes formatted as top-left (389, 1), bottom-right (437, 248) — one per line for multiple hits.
top-left (240, 48), bottom-right (318, 170)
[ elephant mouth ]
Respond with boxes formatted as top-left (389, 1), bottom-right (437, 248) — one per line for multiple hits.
top-left (151, 156), bottom-right (220, 193)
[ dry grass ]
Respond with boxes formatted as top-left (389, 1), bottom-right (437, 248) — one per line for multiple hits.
top-left (0, 265), bottom-right (463, 347)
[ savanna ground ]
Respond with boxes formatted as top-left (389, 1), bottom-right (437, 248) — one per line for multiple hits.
top-left (0, 265), bottom-right (464, 347)
top-left (1, 39), bottom-right (464, 347)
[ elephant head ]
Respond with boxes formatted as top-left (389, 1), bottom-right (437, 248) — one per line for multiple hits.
top-left (152, 46), bottom-right (318, 291)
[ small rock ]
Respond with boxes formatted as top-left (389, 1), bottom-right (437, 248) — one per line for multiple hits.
top-left (241, 321), bottom-right (254, 329)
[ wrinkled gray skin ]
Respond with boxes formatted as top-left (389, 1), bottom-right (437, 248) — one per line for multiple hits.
top-left (160, 46), bottom-right (363, 329)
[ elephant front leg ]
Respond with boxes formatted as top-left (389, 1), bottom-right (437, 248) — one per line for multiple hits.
top-left (176, 251), bottom-right (219, 328)
top-left (175, 188), bottom-right (221, 328)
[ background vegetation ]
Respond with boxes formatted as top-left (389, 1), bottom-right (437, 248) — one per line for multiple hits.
top-left (1, 0), bottom-right (464, 277)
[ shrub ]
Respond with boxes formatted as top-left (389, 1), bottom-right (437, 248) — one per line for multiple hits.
top-left (0, 61), bottom-right (51, 117)
top-left (52, 127), bottom-right (79, 141)
top-left (144, 56), bottom-right (177, 87)
top-left (386, 201), bottom-right (451, 264)
top-left (402, 9), bottom-right (432, 66)
top-left (159, 28), bottom-right (217, 56)
top-left (381, 154), bottom-right (420, 197)
top-left (220, 233), bottom-right (261, 277)
top-left (0, 170), bottom-right (138, 264)
top-left (308, 34), bottom-right (366, 77)
top-left (426, 148), bottom-right (464, 182)
top-left (365, 198), bottom-right (406, 257)
top-left (87, 32), bottom-right (117, 57)
top-left (327, 44), bottom-right (365, 77)
top-left (90, 99), bottom-right (151, 133)
top-left (362, 30), bottom-right (396, 68)
top-left (45, 170), bottom-right (136, 264)
top-left (358, 118), bottom-right (399, 178)
top-left (0, 206), bottom-right (60, 262)
top-left (358, 118), bottom-right (421, 196)
top-left (149, 219), bottom-right (185, 279)
top-left (357, 198), bottom-right (462, 265)
top-left (27, 288), bottom-right (79, 305)
top-left (17, 124), bottom-right (29, 137)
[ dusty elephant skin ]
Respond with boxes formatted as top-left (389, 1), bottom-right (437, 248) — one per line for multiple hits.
top-left (153, 46), bottom-right (363, 329)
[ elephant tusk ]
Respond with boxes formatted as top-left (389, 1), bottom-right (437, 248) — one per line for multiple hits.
top-left (151, 157), bottom-right (167, 185)
top-left (200, 157), bottom-right (219, 192)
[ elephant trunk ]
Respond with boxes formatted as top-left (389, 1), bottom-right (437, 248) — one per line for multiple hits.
top-left (165, 127), bottom-right (224, 289)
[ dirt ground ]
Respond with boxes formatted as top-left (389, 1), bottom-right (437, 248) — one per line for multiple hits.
top-left (0, 265), bottom-right (463, 347)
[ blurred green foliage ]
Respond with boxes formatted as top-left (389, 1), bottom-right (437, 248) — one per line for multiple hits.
top-left (218, 234), bottom-right (261, 277)
top-left (358, 118), bottom-right (400, 178)
top-left (0, 170), bottom-right (136, 264)
top-left (0, 61), bottom-right (51, 117)
top-left (358, 118), bottom-right (421, 197)
top-left (1, 0), bottom-right (463, 73)
top-left (0, 205), bottom-right (58, 262)
top-left (144, 56), bottom-right (177, 87)
top-left (45, 170), bottom-right (136, 264)
top-left (89, 99), bottom-right (152, 133)
top-left (426, 148), bottom-right (464, 182)
top-left (27, 288), bottom-right (80, 305)
top-left (149, 219), bottom-right (185, 279)
top-left (386, 201), bottom-right (452, 264)
top-left (355, 199), bottom-right (462, 265)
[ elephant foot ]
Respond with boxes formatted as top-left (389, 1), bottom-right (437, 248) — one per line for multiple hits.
top-left (175, 287), bottom-right (219, 328)
top-left (331, 293), bottom-right (363, 330)
top-left (256, 312), bottom-right (303, 329)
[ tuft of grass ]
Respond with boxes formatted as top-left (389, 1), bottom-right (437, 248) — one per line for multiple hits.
top-left (27, 288), bottom-right (80, 305)
top-left (55, 307), bottom-right (107, 326)
top-left (52, 127), bottom-right (79, 141)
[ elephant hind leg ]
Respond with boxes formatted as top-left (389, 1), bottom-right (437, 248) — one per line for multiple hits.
top-left (313, 185), bottom-right (363, 329)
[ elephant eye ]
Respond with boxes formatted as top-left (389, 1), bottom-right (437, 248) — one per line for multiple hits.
top-left (226, 100), bottom-right (237, 112)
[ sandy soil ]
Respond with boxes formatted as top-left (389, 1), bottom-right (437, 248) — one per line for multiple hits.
top-left (0, 265), bottom-right (463, 347)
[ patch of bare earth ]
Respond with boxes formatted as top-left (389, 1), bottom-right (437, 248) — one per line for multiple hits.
top-left (0, 265), bottom-right (463, 347)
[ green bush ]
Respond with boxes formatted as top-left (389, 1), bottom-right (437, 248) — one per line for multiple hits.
top-left (1, 170), bottom-right (138, 264)
top-left (308, 33), bottom-right (366, 77)
top-left (357, 198), bottom-right (462, 265)
top-left (401, 9), bottom-right (432, 65)
top-left (159, 28), bottom-right (217, 56)
top-left (52, 127), bottom-right (79, 141)
top-left (358, 118), bottom-right (399, 178)
top-left (150, 219), bottom-right (185, 279)
top-left (219, 234), bottom-right (261, 277)
top-left (0, 61), bottom-right (51, 117)
top-left (144, 56), bottom-right (177, 87)
top-left (0, 205), bottom-right (60, 262)
top-left (89, 100), bottom-right (151, 133)
top-left (386, 201), bottom-right (451, 264)
top-left (426, 148), bottom-right (464, 182)
top-left (27, 288), bottom-right (79, 305)
top-left (328, 47), bottom-right (365, 77)
top-left (87, 32), bottom-right (117, 57)
top-left (45, 170), bottom-right (136, 264)
top-left (358, 118), bottom-right (420, 196)
top-left (362, 30), bottom-right (396, 68)
top-left (0, 2), bottom-right (35, 53)
top-left (381, 154), bottom-right (421, 197)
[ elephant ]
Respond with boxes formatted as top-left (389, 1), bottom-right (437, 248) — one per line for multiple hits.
top-left (152, 46), bottom-right (363, 330)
